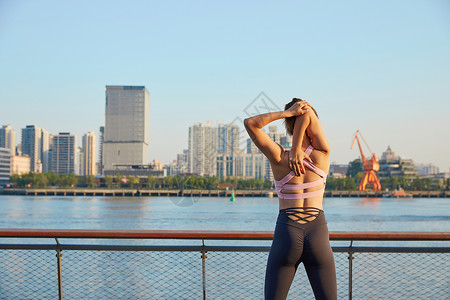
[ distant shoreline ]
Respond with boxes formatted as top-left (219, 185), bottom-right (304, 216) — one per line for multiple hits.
top-left (1, 189), bottom-right (449, 198)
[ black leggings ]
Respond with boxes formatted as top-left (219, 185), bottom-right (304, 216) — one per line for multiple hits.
top-left (265, 208), bottom-right (337, 300)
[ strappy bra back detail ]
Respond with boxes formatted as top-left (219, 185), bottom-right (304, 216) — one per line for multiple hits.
top-left (274, 145), bottom-right (327, 200)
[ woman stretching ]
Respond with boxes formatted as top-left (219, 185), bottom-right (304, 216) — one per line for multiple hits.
top-left (244, 99), bottom-right (337, 300)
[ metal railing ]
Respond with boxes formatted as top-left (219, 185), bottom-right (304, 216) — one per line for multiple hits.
top-left (0, 229), bottom-right (449, 299)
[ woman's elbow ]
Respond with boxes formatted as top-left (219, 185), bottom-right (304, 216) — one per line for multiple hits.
top-left (244, 118), bottom-right (253, 134)
top-left (244, 117), bottom-right (255, 131)
top-left (321, 142), bottom-right (331, 154)
top-left (310, 137), bottom-right (330, 153)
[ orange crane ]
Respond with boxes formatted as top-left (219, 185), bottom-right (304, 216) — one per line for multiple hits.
top-left (350, 130), bottom-right (381, 191)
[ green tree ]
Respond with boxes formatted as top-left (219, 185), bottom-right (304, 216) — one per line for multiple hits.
top-left (85, 175), bottom-right (96, 188)
top-left (206, 176), bottom-right (219, 190)
top-left (127, 176), bottom-right (140, 188)
top-left (104, 176), bottom-right (113, 188)
top-left (161, 177), bottom-right (168, 189)
top-left (345, 177), bottom-right (357, 190)
top-left (21, 172), bottom-right (40, 188)
top-left (399, 176), bottom-right (411, 190)
top-left (254, 179), bottom-right (264, 189)
top-left (36, 173), bottom-right (49, 188)
top-left (166, 176), bottom-right (176, 189)
top-left (410, 177), bottom-right (432, 191)
top-left (115, 174), bottom-right (123, 188)
top-left (325, 177), bottom-right (337, 190)
top-left (346, 159), bottom-right (363, 178)
top-left (379, 177), bottom-right (390, 190)
top-left (45, 172), bottom-right (60, 186)
top-left (263, 180), bottom-right (273, 189)
top-left (390, 177), bottom-right (399, 190)
top-left (59, 173), bottom-right (78, 188)
top-left (10, 174), bottom-right (20, 186)
top-left (147, 175), bottom-right (156, 189)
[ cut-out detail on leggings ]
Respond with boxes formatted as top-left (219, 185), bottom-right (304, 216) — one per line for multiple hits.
top-left (283, 207), bottom-right (321, 224)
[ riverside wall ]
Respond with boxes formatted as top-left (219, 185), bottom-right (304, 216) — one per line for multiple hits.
top-left (1, 189), bottom-right (449, 198)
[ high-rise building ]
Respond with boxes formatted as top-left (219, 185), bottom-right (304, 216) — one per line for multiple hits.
top-left (75, 146), bottom-right (82, 175)
top-left (103, 86), bottom-right (150, 173)
top-left (41, 129), bottom-right (50, 173)
top-left (82, 132), bottom-right (96, 176)
top-left (188, 121), bottom-right (242, 176)
top-left (217, 122), bottom-right (240, 155)
top-left (188, 121), bottom-right (218, 176)
top-left (21, 125), bottom-right (41, 172)
top-left (0, 147), bottom-right (11, 186)
top-left (51, 133), bottom-right (76, 174)
top-left (0, 125), bottom-right (16, 156)
top-left (216, 150), bottom-right (266, 179)
top-left (98, 126), bottom-right (104, 175)
top-left (189, 122), bottom-right (291, 179)
top-left (177, 149), bottom-right (189, 167)
top-left (21, 125), bottom-right (50, 173)
top-left (174, 149), bottom-right (189, 175)
top-left (241, 153), bottom-right (266, 179)
top-left (247, 138), bottom-right (261, 154)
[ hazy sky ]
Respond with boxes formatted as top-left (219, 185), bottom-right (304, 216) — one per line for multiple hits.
top-left (1, 0), bottom-right (449, 171)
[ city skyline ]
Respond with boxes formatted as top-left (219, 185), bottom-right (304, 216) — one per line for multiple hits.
top-left (1, 1), bottom-right (449, 171)
top-left (0, 118), bottom-right (445, 176)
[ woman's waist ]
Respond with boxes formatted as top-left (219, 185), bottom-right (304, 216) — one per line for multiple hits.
top-left (278, 198), bottom-right (323, 211)
top-left (276, 206), bottom-right (327, 227)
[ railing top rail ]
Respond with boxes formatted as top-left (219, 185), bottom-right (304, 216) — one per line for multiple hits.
top-left (0, 229), bottom-right (449, 241)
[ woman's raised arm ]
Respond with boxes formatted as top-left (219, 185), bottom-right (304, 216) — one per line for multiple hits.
top-left (289, 109), bottom-right (330, 175)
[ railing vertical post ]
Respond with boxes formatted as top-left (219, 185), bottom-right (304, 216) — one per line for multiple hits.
top-left (201, 239), bottom-right (207, 300)
top-left (348, 240), bottom-right (354, 300)
top-left (55, 238), bottom-right (63, 300)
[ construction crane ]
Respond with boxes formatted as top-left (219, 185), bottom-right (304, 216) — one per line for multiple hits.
top-left (350, 130), bottom-right (381, 191)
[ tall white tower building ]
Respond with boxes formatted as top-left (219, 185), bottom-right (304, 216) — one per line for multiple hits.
top-left (217, 122), bottom-right (240, 156)
top-left (188, 121), bottom-right (240, 176)
top-left (41, 129), bottom-right (50, 173)
top-left (103, 85), bottom-right (150, 173)
top-left (188, 122), bottom-right (217, 176)
top-left (82, 132), bottom-right (96, 176)
top-left (0, 125), bottom-right (16, 156)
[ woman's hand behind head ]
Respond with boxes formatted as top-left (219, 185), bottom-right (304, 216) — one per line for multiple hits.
top-left (286, 101), bottom-right (310, 117)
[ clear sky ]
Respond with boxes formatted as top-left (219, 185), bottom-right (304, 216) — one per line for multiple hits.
top-left (1, 0), bottom-right (449, 171)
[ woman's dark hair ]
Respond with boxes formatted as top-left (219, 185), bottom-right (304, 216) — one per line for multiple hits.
top-left (284, 98), bottom-right (318, 136)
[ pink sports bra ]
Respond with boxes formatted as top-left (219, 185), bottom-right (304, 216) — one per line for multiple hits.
top-left (274, 145), bottom-right (327, 200)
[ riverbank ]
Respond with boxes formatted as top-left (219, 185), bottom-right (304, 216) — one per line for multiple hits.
top-left (1, 188), bottom-right (449, 198)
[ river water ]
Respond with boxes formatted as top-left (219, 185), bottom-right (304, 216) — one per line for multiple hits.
top-left (0, 195), bottom-right (449, 299)
top-left (0, 195), bottom-right (449, 232)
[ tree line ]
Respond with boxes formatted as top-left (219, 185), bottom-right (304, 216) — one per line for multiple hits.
top-left (326, 172), bottom-right (449, 191)
top-left (9, 172), bottom-right (449, 191)
top-left (9, 172), bottom-right (273, 190)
